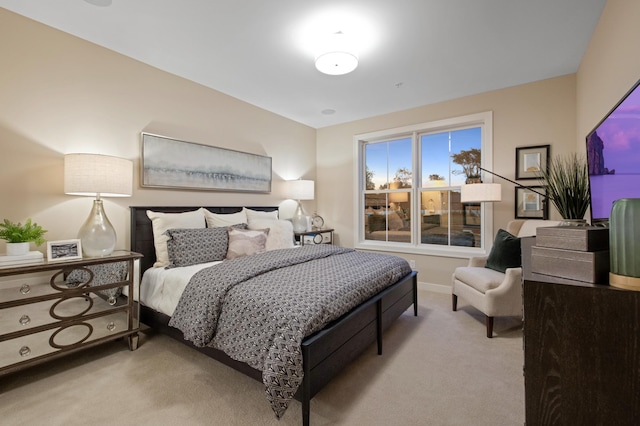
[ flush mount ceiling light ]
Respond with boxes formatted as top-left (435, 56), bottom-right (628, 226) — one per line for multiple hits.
top-left (84, 0), bottom-right (113, 6)
top-left (315, 31), bottom-right (358, 76)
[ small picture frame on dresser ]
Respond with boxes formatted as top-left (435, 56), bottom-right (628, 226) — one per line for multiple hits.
top-left (47, 239), bottom-right (82, 261)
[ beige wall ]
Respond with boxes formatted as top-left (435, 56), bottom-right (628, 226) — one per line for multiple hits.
top-left (3, 0), bottom-right (637, 289)
top-left (318, 0), bottom-right (640, 289)
top-left (577, 0), bottom-right (640, 152)
top-left (0, 9), bottom-right (316, 253)
top-left (317, 75), bottom-right (577, 288)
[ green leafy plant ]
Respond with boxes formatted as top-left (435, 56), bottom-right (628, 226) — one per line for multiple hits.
top-left (537, 153), bottom-right (591, 220)
top-left (0, 218), bottom-right (48, 245)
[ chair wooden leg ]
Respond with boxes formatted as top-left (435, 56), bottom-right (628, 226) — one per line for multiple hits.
top-left (486, 316), bottom-right (494, 338)
top-left (452, 294), bottom-right (458, 311)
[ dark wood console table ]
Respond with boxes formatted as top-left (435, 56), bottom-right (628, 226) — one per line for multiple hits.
top-left (523, 278), bottom-right (640, 425)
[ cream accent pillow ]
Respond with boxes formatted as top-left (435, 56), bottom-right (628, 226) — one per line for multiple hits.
top-left (226, 227), bottom-right (269, 260)
top-left (204, 209), bottom-right (247, 228)
top-left (243, 207), bottom-right (278, 223)
top-left (146, 208), bottom-right (206, 267)
top-left (249, 219), bottom-right (294, 251)
top-left (388, 212), bottom-right (404, 231)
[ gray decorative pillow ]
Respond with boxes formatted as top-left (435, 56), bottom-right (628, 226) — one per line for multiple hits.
top-left (226, 227), bottom-right (270, 260)
top-left (165, 224), bottom-right (248, 268)
top-left (66, 262), bottom-right (128, 300)
top-left (146, 208), bottom-right (206, 267)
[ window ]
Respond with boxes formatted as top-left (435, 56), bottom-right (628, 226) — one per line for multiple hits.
top-left (355, 112), bottom-right (494, 257)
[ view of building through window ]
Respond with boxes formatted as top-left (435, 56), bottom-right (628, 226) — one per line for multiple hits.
top-left (360, 118), bottom-right (487, 251)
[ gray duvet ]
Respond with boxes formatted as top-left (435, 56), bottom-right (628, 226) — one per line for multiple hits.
top-left (169, 244), bottom-right (411, 419)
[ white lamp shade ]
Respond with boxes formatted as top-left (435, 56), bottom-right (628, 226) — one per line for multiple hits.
top-left (388, 181), bottom-right (409, 203)
top-left (315, 32), bottom-right (358, 75)
top-left (461, 183), bottom-right (502, 203)
top-left (65, 153), bottom-right (133, 197)
top-left (287, 179), bottom-right (315, 201)
top-left (389, 191), bottom-right (409, 203)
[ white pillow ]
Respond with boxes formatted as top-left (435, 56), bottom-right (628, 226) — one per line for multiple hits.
top-left (388, 212), bottom-right (404, 231)
top-left (204, 209), bottom-right (248, 228)
top-left (243, 207), bottom-right (278, 223)
top-left (249, 219), bottom-right (294, 251)
top-left (146, 208), bottom-right (206, 267)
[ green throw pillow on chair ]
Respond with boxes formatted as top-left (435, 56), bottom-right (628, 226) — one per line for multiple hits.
top-left (485, 229), bottom-right (521, 273)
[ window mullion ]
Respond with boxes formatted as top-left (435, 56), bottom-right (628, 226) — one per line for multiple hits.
top-left (412, 131), bottom-right (419, 246)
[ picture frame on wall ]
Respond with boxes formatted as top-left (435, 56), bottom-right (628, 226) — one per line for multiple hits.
top-left (141, 132), bottom-right (272, 193)
top-left (515, 186), bottom-right (548, 219)
top-left (463, 203), bottom-right (481, 227)
top-left (47, 239), bottom-right (82, 262)
top-left (515, 144), bottom-right (549, 180)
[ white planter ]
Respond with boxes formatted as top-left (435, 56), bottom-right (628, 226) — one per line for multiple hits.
top-left (6, 242), bottom-right (29, 256)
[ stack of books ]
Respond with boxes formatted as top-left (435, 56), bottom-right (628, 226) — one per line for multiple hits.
top-left (0, 251), bottom-right (45, 267)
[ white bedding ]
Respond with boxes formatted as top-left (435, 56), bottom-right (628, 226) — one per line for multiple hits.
top-left (140, 261), bottom-right (221, 316)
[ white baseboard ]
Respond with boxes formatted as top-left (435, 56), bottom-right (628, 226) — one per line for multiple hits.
top-left (417, 280), bottom-right (451, 294)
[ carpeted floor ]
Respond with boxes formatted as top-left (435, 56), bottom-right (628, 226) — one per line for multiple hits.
top-left (0, 290), bottom-right (524, 425)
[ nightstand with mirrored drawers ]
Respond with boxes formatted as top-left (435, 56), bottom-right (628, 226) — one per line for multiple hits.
top-left (0, 251), bottom-right (142, 376)
top-left (294, 228), bottom-right (334, 246)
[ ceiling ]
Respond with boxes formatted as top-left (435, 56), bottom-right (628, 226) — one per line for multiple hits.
top-left (0, 0), bottom-right (607, 129)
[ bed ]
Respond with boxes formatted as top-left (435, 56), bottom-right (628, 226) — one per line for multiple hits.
top-left (130, 206), bottom-right (418, 426)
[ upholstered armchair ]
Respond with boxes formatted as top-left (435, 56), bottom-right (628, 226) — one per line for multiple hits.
top-left (451, 219), bottom-right (560, 337)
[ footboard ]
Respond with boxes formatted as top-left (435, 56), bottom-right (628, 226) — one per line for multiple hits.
top-left (298, 270), bottom-right (417, 426)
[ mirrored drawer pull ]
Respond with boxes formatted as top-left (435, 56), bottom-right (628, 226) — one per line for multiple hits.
top-left (19, 314), bottom-right (31, 325)
top-left (108, 296), bottom-right (117, 306)
top-left (20, 284), bottom-right (31, 294)
top-left (107, 322), bottom-right (116, 332)
top-left (19, 346), bottom-right (31, 357)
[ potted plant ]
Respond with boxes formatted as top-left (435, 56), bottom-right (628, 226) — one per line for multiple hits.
top-left (0, 218), bottom-right (48, 256)
top-left (537, 153), bottom-right (591, 225)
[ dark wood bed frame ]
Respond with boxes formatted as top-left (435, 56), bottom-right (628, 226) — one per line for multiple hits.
top-left (130, 206), bottom-right (418, 426)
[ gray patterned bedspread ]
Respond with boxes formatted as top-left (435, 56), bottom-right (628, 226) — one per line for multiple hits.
top-left (168, 244), bottom-right (411, 419)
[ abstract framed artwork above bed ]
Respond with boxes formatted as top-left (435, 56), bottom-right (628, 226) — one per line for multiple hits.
top-left (141, 133), bottom-right (272, 192)
top-left (130, 206), bottom-right (418, 426)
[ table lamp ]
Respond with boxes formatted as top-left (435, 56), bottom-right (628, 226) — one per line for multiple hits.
top-left (287, 179), bottom-right (314, 233)
top-left (64, 153), bottom-right (133, 257)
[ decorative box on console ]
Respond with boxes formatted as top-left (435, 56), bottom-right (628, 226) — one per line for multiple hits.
top-left (531, 246), bottom-right (610, 283)
top-left (535, 226), bottom-right (609, 252)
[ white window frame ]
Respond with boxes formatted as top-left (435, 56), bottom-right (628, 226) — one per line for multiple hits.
top-left (353, 111), bottom-right (495, 258)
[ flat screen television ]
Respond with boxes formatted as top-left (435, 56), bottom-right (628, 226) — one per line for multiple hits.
top-left (586, 78), bottom-right (640, 222)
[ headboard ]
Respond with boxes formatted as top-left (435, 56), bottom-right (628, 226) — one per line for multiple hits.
top-left (130, 206), bottom-right (279, 277)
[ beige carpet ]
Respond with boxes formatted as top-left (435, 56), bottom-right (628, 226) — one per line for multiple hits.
top-left (0, 290), bottom-right (524, 425)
